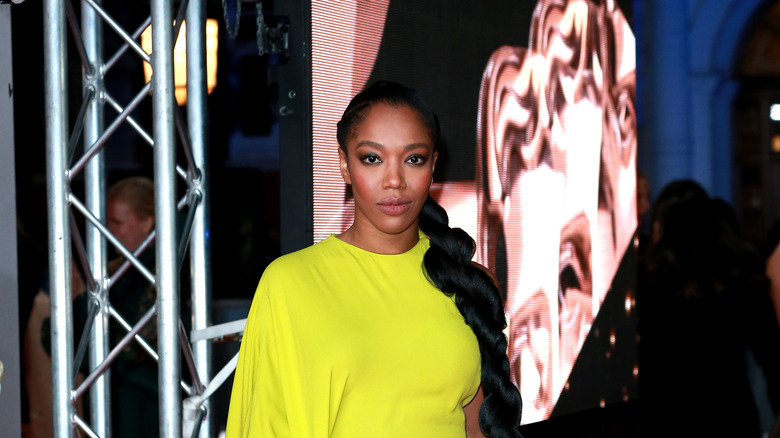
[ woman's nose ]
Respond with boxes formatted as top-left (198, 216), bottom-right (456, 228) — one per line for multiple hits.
top-left (382, 165), bottom-right (405, 189)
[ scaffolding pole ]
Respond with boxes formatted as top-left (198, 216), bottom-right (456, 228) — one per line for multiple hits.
top-left (43, 0), bottom-right (214, 435)
top-left (81, 0), bottom-right (111, 434)
top-left (149, 0), bottom-right (181, 436)
top-left (186, 0), bottom-right (213, 436)
top-left (44, 0), bottom-right (75, 435)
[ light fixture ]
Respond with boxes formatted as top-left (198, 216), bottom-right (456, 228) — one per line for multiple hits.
top-left (770, 103), bottom-right (780, 122)
top-left (141, 18), bottom-right (219, 106)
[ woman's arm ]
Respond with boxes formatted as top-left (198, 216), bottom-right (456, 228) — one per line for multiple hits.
top-left (767, 242), bottom-right (780, 325)
top-left (464, 385), bottom-right (487, 438)
top-left (464, 262), bottom-right (508, 438)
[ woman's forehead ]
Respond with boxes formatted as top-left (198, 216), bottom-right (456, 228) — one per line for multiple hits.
top-left (353, 104), bottom-right (430, 138)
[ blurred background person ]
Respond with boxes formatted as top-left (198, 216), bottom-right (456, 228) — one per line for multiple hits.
top-left (18, 213), bottom-right (52, 438)
top-left (763, 220), bottom-right (780, 329)
top-left (636, 171), bottom-right (651, 256)
top-left (639, 179), bottom-right (780, 437)
top-left (102, 176), bottom-right (159, 438)
top-left (34, 176), bottom-right (159, 437)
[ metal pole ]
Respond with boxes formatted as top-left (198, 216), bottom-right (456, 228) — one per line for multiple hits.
top-left (187, 0), bottom-right (213, 435)
top-left (74, 306), bottom-right (157, 400)
top-left (44, 0), bottom-right (74, 434)
top-left (150, 0), bottom-right (182, 436)
top-left (82, 0), bottom-right (150, 64)
top-left (82, 0), bottom-right (110, 434)
top-left (70, 81), bottom-right (153, 179)
top-left (0, 6), bottom-right (22, 436)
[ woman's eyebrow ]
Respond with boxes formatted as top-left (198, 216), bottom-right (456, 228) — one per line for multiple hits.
top-left (403, 142), bottom-right (430, 151)
top-left (354, 141), bottom-right (429, 151)
top-left (355, 140), bottom-right (384, 149)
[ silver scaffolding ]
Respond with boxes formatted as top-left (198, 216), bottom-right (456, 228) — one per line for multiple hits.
top-left (43, 0), bottom-right (223, 436)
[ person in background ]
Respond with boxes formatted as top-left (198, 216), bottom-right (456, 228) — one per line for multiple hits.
top-left (226, 81), bottom-right (523, 437)
top-left (35, 176), bottom-right (159, 437)
top-left (763, 220), bottom-right (780, 327)
top-left (762, 218), bottom-right (780, 437)
top-left (102, 176), bottom-right (159, 438)
top-left (19, 213), bottom-right (54, 438)
top-left (636, 171), bottom-right (651, 255)
top-left (639, 179), bottom-right (780, 437)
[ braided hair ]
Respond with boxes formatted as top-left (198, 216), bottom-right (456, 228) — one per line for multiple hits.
top-left (337, 81), bottom-right (523, 437)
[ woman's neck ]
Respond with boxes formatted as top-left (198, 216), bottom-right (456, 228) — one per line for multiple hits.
top-left (336, 222), bottom-right (420, 255)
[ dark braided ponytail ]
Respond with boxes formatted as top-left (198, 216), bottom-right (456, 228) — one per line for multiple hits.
top-left (338, 80), bottom-right (523, 436)
top-left (418, 195), bottom-right (523, 438)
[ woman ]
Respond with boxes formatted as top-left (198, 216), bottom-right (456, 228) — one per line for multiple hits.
top-left (30, 176), bottom-right (159, 437)
top-left (104, 176), bottom-right (160, 438)
top-left (226, 81), bottom-right (522, 437)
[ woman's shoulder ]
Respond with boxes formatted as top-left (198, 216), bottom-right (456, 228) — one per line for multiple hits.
top-left (252, 236), bottom-right (356, 306)
top-left (261, 236), bottom-right (339, 277)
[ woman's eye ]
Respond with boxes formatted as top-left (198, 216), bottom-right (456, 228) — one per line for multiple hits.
top-left (361, 154), bottom-right (380, 164)
top-left (407, 155), bottom-right (426, 165)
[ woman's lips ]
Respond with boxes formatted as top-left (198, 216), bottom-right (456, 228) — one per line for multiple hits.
top-left (377, 198), bottom-right (412, 216)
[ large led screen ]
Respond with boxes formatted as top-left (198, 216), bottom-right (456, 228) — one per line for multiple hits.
top-left (310, 0), bottom-right (637, 424)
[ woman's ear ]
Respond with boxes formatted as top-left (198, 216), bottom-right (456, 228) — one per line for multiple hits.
top-left (141, 215), bottom-right (155, 236)
top-left (651, 220), bottom-right (661, 244)
top-left (338, 148), bottom-right (352, 185)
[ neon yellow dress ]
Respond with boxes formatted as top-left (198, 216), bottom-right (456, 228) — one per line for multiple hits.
top-left (225, 232), bottom-right (481, 437)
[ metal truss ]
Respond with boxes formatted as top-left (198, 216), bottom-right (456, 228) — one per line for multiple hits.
top-left (43, 0), bottom-right (221, 436)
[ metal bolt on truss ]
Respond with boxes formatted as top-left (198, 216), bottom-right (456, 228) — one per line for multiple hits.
top-left (42, 0), bottom-right (236, 436)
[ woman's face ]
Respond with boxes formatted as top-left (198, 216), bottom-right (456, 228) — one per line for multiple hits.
top-left (339, 103), bottom-right (437, 242)
top-left (107, 198), bottom-right (154, 253)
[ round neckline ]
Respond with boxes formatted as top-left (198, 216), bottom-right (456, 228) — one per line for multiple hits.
top-left (326, 231), bottom-right (426, 256)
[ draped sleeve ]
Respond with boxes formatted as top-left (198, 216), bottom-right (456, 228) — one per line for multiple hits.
top-left (225, 260), bottom-right (308, 437)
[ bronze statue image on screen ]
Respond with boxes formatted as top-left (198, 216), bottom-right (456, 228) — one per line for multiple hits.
top-left (475, 0), bottom-right (637, 423)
